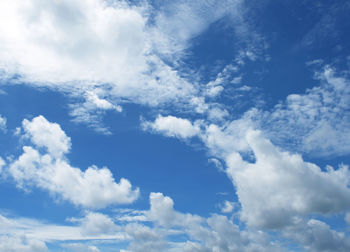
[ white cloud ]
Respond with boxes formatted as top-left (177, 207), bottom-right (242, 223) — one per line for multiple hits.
top-left (143, 192), bottom-right (284, 252)
top-left (7, 115), bottom-right (139, 208)
top-left (61, 243), bottom-right (101, 252)
top-left (0, 213), bottom-right (127, 244)
top-left (207, 106), bottom-right (229, 122)
top-left (201, 117), bottom-right (253, 158)
top-left (225, 130), bottom-right (350, 229)
top-left (0, 0), bottom-right (223, 108)
top-left (143, 115), bottom-right (201, 139)
top-left (151, 0), bottom-right (244, 57)
top-left (22, 115), bottom-right (71, 158)
top-left (0, 0), bottom-right (260, 132)
top-left (205, 64), bottom-right (241, 99)
top-left (0, 235), bottom-right (48, 252)
top-left (0, 0), bottom-right (148, 85)
top-left (284, 219), bottom-right (350, 252)
top-left (345, 212), bottom-right (350, 225)
top-left (125, 223), bottom-right (168, 252)
top-left (0, 0), bottom-right (203, 130)
top-left (0, 157), bottom-right (5, 174)
top-left (0, 115), bottom-right (6, 133)
top-left (68, 89), bottom-right (123, 134)
top-left (259, 66), bottom-right (350, 157)
top-left (220, 201), bottom-right (235, 213)
top-left (79, 212), bottom-right (119, 236)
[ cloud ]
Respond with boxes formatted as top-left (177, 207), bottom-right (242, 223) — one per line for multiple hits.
top-left (150, 0), bottom-right (244, 57)
top-left (225, 130), bottom-right (350, 229)
top-left (79, 212), bottom-right (119, 236)
top-left (124, 223), bottom-right (168, 252)
top-left (283, 219), bottom-right (350, 252)
top-left (258, 66), bottom-right (350, 157)
top-left (0, 0), bottom-right (148, 85)
top-left (142, 115), bottom-right (201, 139)
top-left (0, 0), bottom-right (261, 134)
top-left (0, 0), bottom-right (204, 132)
top-left (22, 115), bottom-right (71, 158)
top-left (68, 90), bottom-right (123, 134)
top-left (111, 192), bottom-right (281, 251)
top-left (200, 116), bottom-right (253, 158)
top-left (0, 115), bottom-right (6, 133)
top-left (0, 211), bottom-right (129, 241)
top-left (6, 115), bottom-right (139, 208)
top-left (61, 243), bottom-right (101, 252)
top-left (6, 191), bottom-right (347, 251)
top-left (0, 157), bottom-right (5, 174)
top-left (220, 200), bottom-right (235, 213)
top-left (0, 0), bottom-right (215, 107)
top-left (0, 235), bottom-right (48, 252)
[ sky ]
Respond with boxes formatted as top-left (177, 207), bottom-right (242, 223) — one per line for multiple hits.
top-left (0, 0), bottom-right (350, 251)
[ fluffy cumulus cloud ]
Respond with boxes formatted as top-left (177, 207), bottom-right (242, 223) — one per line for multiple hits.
top-left (225, 130), bottom-right (350, 229)
top-left (6, 115), bottom-right (139, 208)
top-left (142, 115), bottom-right (201, 139)
top-left (0, 0), bottom-right (257, 133)
top-left (0, 0), bottom-right (203, 111)
top-left (142, 114), bottom-right (253, 155)
top-left (0, 0), bottom-right (148, 85)
top-left (283, 219), bottom-right (350, 252)
top-left (22, 116), bottom-right (71, 158)
top-left (2, 191), bottom-right (349, 251)
top-left (136, 192), bottom-right (285, 252)
top-left (79, 212), bottom-right (119, 236)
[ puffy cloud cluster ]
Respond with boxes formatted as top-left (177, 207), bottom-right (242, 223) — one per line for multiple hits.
top-left (124, 192), bottom-right (285, 252)
top-left (6, 115), bottom-right (139, 208)
top-left (0, 0), bottom-right (243, 112)
top-left (283, 219), bottom-right (350, 252)
top-left (1, 191), bottom-right (350, 251)
top-left (79, 212), bottom-right (119, 236)
top-left (226, 130), bottom-right (350, 229)
top-left (259, 66), bottom-right (350, 157)
top-left (142, 114), bottom-right (350, 250)
top-left (0, 0), bottom-right (256, 132)
top-left (0, 0), bottom-right (201, 132)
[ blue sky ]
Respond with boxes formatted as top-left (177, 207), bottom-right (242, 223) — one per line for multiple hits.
top-left (0, 0), bottom-right (350, 251)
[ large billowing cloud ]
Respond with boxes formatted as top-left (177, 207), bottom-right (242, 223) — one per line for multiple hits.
top-left (226, 130), bottom-right (350, 229)
top-left (0, 0), bottom-right (242, 107)
top-left (6, 115), bottom-right (139, 208)
top-left (0, 0), bottom-right (252, 132)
